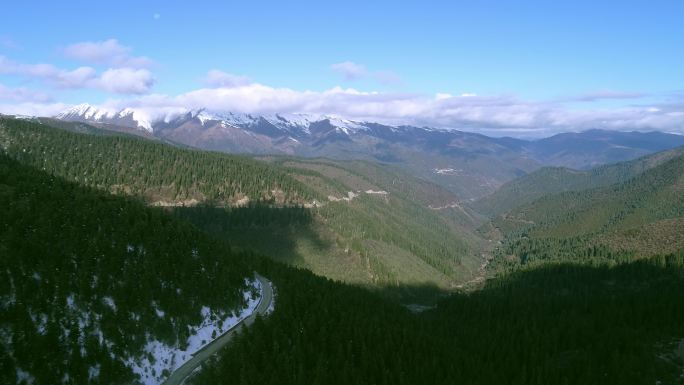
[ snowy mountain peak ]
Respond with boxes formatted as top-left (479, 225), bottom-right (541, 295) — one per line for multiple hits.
top-left (55, 105), bottom-right (154, 132)
top-left (54, 104), bottom-right (403, 138)
top-left (56, 103), bottom-right (115, 121)
top-left (55, 103), bottom-right (91, 118)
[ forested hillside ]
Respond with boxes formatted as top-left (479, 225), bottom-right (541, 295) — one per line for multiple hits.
top-left (474, 146), bottom-right (684, 217)
top-left (486, 152), bottom-right (684, 272)
top-left (277, 158), bottom-right (485, 278)
top-left (192, 253), bottom-right (684, 385)
top-left (0, 155), bottom-right (254, 384)
top-left (0, 117), bottom-right (313, 206)
top-left (3, 117), bottom-right (684, 385)
top-left (0, 117), bottom-right (485, 290)
top-left (176, 157), bottom-right (485, 290)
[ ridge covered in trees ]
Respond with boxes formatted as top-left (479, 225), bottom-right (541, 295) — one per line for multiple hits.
top-left (3, 116), bottom-right (684, 385)
top-left (0, 155), bottom-right (252, 384)
top-left (1, 117), bottom-right (483, 288)
top-left (473, 145), bottom-right (684, 217)
top-left (192, 254), bottom-right (684, 385)
top-left (0, 117), bottom-right (314, 206)
top-left (485, 151), bottom-right (684, 273)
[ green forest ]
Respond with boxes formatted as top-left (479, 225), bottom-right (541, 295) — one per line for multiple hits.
top-left (0, 117), bottom-right (313, 205)
top-left (192, 255), bottom-right (684, 385)
top-left (0, 118), bottom-right (482, 288)
top-left (0, 155), bottom-right (252, 384)
top-left (474, 145), bottom-right (684, 217)
top-left (485, 150), bottom-right (684, 275)
top-left (2, 117), bottom-right (684, 384)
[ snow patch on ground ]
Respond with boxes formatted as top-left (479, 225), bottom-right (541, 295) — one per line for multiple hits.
top-left (88, 364), bottom-right (101, 381)
top-left (1, 271), bottom-right (16, 308)
top-left (66, 294), bottom-right (77, 310)
top-left (433, 168), bottom-right (463, 175)
top-left (102, 296), bottom-right (117, 311)
top-left (28, 311), bottom-right (48, 335)
top-left (16, 367), bottom-right (34, 384)
top-left (328, 190), bottom-right (389, 202)
top-left (151, 301), bottom-right (165, 318)
top-left (125, 278), bottom-right (262, 385)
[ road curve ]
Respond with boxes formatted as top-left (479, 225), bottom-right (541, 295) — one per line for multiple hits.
top-left (162, 273), bottom-right (274, 385)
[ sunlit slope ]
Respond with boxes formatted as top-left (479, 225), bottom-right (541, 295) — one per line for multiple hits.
top-left (474, 146), bottom-right (684, 217)
top-left (1, 117), bottom-right (485, 288)
top-left (487, 152), bottom-right (684, 269)
top-left (184, 157), bottom-right (487, 287)
top-left (0, 117), bottom-right (314, 206)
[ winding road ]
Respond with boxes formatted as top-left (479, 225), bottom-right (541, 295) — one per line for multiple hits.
top-left (162, 273), bottom-right (274, 385)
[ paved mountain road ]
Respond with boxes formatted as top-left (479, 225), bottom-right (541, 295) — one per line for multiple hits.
top-left (162, 273), bottom-right (274, 385)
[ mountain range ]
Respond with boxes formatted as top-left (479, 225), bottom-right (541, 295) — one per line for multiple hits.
top-left (474, 146), bottom-right (684, 217)
top-left (3, 114), bottom-right (684, 385)
top-left (485, 148), bottom-right (684, 272)
top-left (51, 104), bottom-right (684, 200)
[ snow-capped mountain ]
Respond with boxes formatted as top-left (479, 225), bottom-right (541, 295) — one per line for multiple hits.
top-left (55, 104), bottom-right (369, 138)
top-left (53, 104), bottom-right (532, 198)
top-left (196, 111), bottom-right (366, 136)
top-left (56, 104), bottom-right (155, 132)
top-left (52, 103), bottom-right (684, 200)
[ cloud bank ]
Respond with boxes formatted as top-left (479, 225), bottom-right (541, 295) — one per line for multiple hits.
top-left (59, 76), bottom-right (679, 137)
top-left (0, 56), bottom-right (155, 95)
top-left (204, 70), bottom-right (252, 88)
top-left (0, 38), bottom-right (682, 137)
top-left (0, 83), bottom-right (53, 102)
top-left (331, 61), bottom-right (402, 85)
top-left (331, 61), bottom-right (368, 80)
top-left (0, 39), bottom-right (155, 95)
top-left (63, 39), bottom-right (153, 68)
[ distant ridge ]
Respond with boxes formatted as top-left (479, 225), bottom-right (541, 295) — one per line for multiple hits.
top-left (51, 104), bottom-right (684, 200)
top-left (474, 145), bottom-right (684, 216)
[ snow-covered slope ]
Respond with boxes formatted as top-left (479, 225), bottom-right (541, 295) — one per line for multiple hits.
top-left (127, 278), bottom-right (263, 385)
top-left (55, 105), bottom-right (382, 138)
top-left (56, 104), bottom-right (154, 132)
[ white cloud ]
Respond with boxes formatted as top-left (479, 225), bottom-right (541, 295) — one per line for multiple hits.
top-left (78, 82), bottom-right (684, 136)
top-left (7, 84), bottom-right (684, 136)
top-left (563, 90), bottom-right (648, 102)
top-left (331, 61), bottom-right (403, 85)
top-left (1, 63), bottom-right (683, 136)
top-left (0, 102), bottom-right (69, 117)
top-left (204, 70), bottom-right (252, 88)
top-left (331, 61), bottom-right (368, 80)
top-left (63, 39), bottom-right (153, 68)
top-left (0, 56), bottom-right (154, 94)
top-left (0, 83), bottom-right (53, 102)
top-left (98, 68), bottom-right (155, 94)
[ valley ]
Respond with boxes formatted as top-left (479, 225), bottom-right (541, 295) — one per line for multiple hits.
top-left (3, 4), bottom-right (684, 384)
top-left (2, 115), bottom-right (684, 385)
top-left (0, 118), bottom-right (485, 289)
top-left (4, 115), bottom-right (684, 292)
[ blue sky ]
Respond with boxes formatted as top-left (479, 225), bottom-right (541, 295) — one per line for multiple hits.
top-left (1, 0), bottom-right (683, 136)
